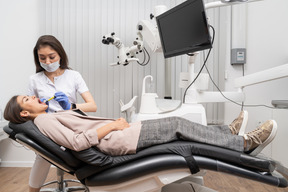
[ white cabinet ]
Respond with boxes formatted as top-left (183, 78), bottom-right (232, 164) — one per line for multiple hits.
top-left (272, 109), bottom-right (288, 167)
top-left (0, 121), bottom-right (8, 142)
top-left (0, 121), bottom-right (8, 164)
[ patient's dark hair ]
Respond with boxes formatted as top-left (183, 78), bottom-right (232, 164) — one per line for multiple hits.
top-left (4, 95), bottom-right (28, 124)
top-left (33, 35), bottom-right (70, 73)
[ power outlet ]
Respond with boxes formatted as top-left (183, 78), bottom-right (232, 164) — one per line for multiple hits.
top-left (231, 48), bottom-right (246, 65)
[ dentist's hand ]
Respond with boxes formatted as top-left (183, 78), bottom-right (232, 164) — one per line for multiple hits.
top-left (54, 92), bottom-right (71, 110)
top-left (40, 98), bottom-right (49, 112)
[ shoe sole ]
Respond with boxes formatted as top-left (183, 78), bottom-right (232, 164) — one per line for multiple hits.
top-left (238, 110), bottom-right (248, 136)
top-left (249, 120), bottom-right (278, 156)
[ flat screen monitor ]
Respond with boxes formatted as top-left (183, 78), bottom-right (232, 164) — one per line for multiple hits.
top-left (156, 0), bottom-right (212, 58)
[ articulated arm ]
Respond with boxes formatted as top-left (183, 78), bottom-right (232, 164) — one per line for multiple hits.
top-left (102, 6), bottom-right (165, 66)
top-left (234, 64), bottom-right (288, 88)
top-left (102, 32), bottom-right (142, 66)
top-left (205, 0), bottom-right (264, 9)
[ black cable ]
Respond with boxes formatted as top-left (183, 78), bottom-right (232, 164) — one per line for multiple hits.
top-left (143, 47), bottom-right (151, 66)
top-left (137, 47), bottom-right (150, 66)
top-left (241, 64), bottom-right (245, 110)
top-left (182, 24), bottom-right (215, 103)
top-left (137, 48), bottom-right (146, 65)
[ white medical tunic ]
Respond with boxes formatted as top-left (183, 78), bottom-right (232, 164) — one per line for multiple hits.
top-left (28, 69), bottom-right (89, 113)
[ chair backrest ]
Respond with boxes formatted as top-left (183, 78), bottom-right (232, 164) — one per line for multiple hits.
top-left (4, 121), bottom-right (83, 170)
top-left (4, 119), bottom-right (115, 167)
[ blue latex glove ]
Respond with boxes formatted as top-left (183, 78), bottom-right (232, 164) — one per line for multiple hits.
top-left (54, 92), bottom-right (71, 110)
top-left (40, 98), bottom-right (49, 112)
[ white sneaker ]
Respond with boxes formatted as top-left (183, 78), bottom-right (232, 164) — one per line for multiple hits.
top-left (229, 110), bottom-right (248, 136)
top-left (244, 120), bottom-right (277, 156)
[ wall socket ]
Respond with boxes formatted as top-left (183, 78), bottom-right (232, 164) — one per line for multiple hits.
top-left (231, 48), bottom-right (246, 65)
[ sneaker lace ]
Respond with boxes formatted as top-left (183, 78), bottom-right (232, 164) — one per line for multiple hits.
top-left (229, 116), bottom-right (242, 134)
top-left (246, 128), bottom-right (263, 145)
top-left (229, 125), bottom-right (237, 135)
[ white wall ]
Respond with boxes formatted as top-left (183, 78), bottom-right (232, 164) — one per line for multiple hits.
top-left (0, 0), bottom-right (40, 166)
top-left (224, 0), bottom-right (288, 157)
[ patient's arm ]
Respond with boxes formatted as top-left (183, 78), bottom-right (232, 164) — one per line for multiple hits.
top-left (96, 118), bottom-right (130, 140)
top-left (34, 114), bottom-right (101, 151)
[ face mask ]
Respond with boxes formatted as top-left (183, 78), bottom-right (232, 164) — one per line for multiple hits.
top-left (40, 60), bottom-right (60, 72)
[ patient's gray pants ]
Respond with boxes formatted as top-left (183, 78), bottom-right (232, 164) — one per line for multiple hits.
top-left (137, 116), bottom-right (244, 152)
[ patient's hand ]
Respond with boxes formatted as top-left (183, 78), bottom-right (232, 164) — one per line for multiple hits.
top-left (112, 118), bottom-right (130, 131)
top-left (97, 118), bottom-right (130, 140)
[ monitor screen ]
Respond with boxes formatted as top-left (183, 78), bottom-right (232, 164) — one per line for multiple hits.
top-left (156, 0), bottom-right (212, 58)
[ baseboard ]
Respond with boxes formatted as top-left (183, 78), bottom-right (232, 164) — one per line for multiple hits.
top-left (0, 160), bottom-right (34, 167)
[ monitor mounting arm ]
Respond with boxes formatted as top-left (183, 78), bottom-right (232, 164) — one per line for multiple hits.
top-left (205, 0), bottom-right (263, 9)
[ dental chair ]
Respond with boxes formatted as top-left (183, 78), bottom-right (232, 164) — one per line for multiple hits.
top-left (4, 119), bottom-right (288, 192)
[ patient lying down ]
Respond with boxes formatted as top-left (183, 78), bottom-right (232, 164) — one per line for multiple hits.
top-left (4, 95), bottom-right (277, 156)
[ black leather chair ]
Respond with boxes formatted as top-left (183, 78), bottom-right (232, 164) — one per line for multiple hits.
top-left (4, 120), bottom-right (288, 192)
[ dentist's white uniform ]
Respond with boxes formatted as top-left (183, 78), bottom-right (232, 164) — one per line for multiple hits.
top-left (28, 70), bottom-right (88, 112)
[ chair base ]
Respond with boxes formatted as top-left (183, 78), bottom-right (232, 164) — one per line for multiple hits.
top-left (40, 168), bottom-right (89, 192)
top-left (88, 169), bottom-right (205, 192)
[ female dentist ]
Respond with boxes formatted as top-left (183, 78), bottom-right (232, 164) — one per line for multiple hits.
top-left (28, 35), bottom-right (97, 192)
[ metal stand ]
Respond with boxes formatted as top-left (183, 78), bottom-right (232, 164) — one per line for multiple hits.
top-left (40, 168), bottom-right (89, 192)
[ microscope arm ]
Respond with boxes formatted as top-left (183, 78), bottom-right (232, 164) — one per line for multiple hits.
top-left (102, 6), bottom-right (164, 67)
top-left (102, 32), bottom-right (142, 66)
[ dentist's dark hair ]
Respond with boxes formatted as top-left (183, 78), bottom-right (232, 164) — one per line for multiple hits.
top-left (4, 95), bottom-right (28, 124)
top-left (33, 35), bottom-right (70, 73)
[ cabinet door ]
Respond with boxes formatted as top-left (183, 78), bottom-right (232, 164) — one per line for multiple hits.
top-left (0, 122), bottom-right (8, 142)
